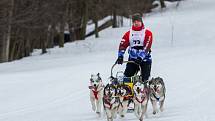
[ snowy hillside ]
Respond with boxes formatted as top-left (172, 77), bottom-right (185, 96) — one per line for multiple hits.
top-left (0, 0), bottom-right (215, 121)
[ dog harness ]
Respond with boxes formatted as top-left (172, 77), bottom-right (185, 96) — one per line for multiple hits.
top-left (104, 96), bottom-right (120, 109)
top-left (92, 89), bottom-right (99, 100)
top-left (135, 96), bottom-right (146, 103)
top-left (152, 93), bottom-right (160, 101)
top-left (134, 89), bottom-right (147, 103)
top-left (89, 83), bottom-right (103, 100)
top-left (103, 96), bottom-right (112, 109)
top-left (103, 96), bottom-right (114, 109)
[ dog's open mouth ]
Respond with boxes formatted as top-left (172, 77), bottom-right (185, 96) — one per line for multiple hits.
top-left (154, 86), bottom-right (160, 92)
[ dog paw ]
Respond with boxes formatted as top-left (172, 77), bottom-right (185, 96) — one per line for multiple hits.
top-left (108, 118), bottom-right (113, 121)
top-left (96, 112), bottom-right (101, 117)
top-left (113, 114), bottom-right (117, 119)
top-left (160, 107), bottom-right (164, 112)
top-left (153, 109), bottom-right (159, 115)
top-left (145, 113), bottom-right (148, 118)
top-left (139, 117), bottom-right (143, 121)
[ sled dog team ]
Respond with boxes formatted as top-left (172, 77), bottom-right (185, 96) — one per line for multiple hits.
top-left (89, 73), bottom-right (166, 121)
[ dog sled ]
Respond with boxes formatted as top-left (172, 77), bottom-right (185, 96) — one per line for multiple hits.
top-left (110, 61), bottom-right (142, 113)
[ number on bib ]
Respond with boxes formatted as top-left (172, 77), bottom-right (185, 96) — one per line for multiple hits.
top-left (133, 40), bottom-right (140, 45)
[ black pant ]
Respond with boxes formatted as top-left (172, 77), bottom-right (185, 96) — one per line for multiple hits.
top-left (124, 61), bottom-right (151, 81)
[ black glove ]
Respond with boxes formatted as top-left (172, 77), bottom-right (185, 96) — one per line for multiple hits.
top-left (135, 57), bottom-right (142, 65)
top-left (116, 56), bottom-right (123, 64)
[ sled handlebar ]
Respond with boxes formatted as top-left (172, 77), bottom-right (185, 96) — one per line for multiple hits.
top-left (111, 61), bottom-right (142, 77)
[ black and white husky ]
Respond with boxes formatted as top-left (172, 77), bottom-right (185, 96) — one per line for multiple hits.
top-left (149, 77), bottom-right (166, 115)
top-left (116, 84), bottom-right (130, 118)
top-left (133, 80), bottom-right (149, 121)
top-left (103, 83), bottom-right (120, 121)
top-left (89, 73), bottom-right (104, 116)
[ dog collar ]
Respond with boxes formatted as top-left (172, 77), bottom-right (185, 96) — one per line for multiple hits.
top-left (135, 96), bottom-right (146, 103)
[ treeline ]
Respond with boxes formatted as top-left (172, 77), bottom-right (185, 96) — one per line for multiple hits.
top-left (0, 0), bottom-right (178, 63)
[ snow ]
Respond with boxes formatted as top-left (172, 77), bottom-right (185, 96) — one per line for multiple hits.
top-left (1, 0), bottom-right (215, 121)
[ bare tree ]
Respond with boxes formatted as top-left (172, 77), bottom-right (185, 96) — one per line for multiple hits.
top-left (0, 0), bottom-right (167, 63)
top-left (0, 0), bottom-right (14, 62)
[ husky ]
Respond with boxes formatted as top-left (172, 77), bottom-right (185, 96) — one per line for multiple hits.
top-left (103, 83), bottom-right (120, 121)
top-left (89, 73), bottom-right (104, 116)
top-left (149, 77), bottom-right (166, 115)
top-left (133, 80), bottom-right (149, 121)
top-left (116, 84), bottom-right (131, 118)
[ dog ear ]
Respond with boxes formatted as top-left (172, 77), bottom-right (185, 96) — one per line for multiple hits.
top-left (109, 76), bottom-right (114, 83)
top-left (132, 76), bottom-right (138, 84)
top-left (104, 83), bottom-right (109, 91)
top-left (149, 77), bottom-right (154, 84)
top-left (155, 77), bottom-right (161, 82)
top-left (159, 77), bottom-right (164, 84)
top-left (133, 79), bottom-right (137, 85)
top-left (143, 80), bottom-right (148, 85)
top-left (159, 77), bottom-right (163, 81)
top-left (96, 73), bottom-right (102, 81)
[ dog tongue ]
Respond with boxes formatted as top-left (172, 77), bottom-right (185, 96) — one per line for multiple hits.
top-left (155, 87), bottom-right (159, 92)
